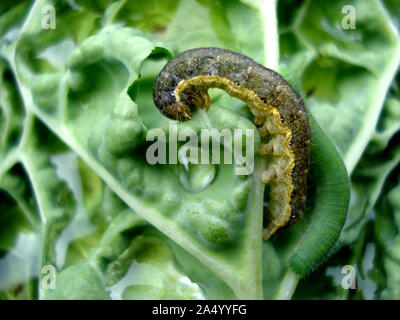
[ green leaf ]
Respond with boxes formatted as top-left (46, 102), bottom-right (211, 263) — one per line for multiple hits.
top-left (279, 0), bottom-right (400, 172)
top-left (1, 0), bottom-right (398, 300)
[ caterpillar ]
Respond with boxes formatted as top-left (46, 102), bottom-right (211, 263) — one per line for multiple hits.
top-left (153, 47), bottom-right (311, 240)
top-left (288, 112), bottom-right (349, 276)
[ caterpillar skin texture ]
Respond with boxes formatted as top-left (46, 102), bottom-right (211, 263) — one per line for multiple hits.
top-left (153, 48), bottom-right (311, 239)
top-left (289, 113), bottom-right (349, 276)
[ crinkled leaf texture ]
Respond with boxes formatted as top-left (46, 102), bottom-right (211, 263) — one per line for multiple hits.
top-left (0, 0), bottom-right (398, 300)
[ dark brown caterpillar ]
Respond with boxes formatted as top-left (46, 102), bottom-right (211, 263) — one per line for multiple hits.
top-left (153, 47), bottom-right (311, 239)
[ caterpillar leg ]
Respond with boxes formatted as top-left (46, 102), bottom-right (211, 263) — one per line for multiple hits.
top-left (185, 87), bottom-right (210, 110)
top-left (261, 166), bottom-right (284, 240)
top-left (263, 225), bottom-right (276, 240)
top-left (261, 167), bottom-right (277, 184)
top-left (258, 141), bottom-right (274, 155)
top-left (165, 101), bottom-right (192, 120)
top-left (258, 125), bottom-right (269, 138)
top-left (254, 116), bottom-right (265, 126)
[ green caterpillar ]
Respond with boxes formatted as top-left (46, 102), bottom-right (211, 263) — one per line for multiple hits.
top-left (278, 65), bottom-right (350, 275)
top-left (288, 112), bottom-right (350, 276)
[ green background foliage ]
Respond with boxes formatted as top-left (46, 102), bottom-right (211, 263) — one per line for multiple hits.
top-left (0, 0), bottom-right (399, 299)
